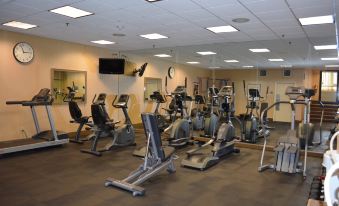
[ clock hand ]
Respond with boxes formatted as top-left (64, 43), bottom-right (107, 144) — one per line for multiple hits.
top-left (20, 45), bottom-right (25, 53)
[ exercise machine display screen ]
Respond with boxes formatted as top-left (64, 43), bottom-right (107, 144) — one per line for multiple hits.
top-left (117, 95), bottom-right (129, 103)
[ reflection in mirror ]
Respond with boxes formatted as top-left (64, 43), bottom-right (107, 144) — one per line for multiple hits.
top-left (144, 77), bottom-right (162, 101)
top-left (51, 69), bottom-right (87, 104)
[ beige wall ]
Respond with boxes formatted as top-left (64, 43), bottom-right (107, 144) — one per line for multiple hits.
top-left (214, 68), bottom-right (311, 121)
top-left (0, 30), bottom-right (210, 141)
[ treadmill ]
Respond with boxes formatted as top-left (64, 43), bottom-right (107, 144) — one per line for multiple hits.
top-left (0, 88), bottom-right (69, 155)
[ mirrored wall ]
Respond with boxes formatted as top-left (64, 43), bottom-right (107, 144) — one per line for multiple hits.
top-left (51, 69), bottom-right (87, 104)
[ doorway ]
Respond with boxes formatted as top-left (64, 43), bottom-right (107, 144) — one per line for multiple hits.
top-left (320, 71), bottom-right (338, 103)
top-left (273, 82), bottom-right (295, 122)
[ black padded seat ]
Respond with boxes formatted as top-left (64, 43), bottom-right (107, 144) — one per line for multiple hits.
top-left (69, 101), bottom-right (91, 124)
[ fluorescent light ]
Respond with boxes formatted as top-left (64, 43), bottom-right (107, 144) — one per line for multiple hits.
top-left (321, 57), bottom-right (339, 61)
top-left (242, 66), bottom-right (254, 68)
top-left (2, 21), bottom-right (37, 29)
top-left (249, 48), bottom-right (270, 53)
top-left (154, 54), bottom-right (171, 57)
top-left (224, 60), bottom-right (239, 63)
top-left (280, 65), bottom-right (292, 68)
top-left (206, 25), bottom-right (238, 33)
top-left (140, 33), bottom-right (168, 40)
top-left (314, 45), bottom-right (337, 50)
top-left (208, 66), bottom-right (220, 69)
top-left (196, 51), bottom-right (216, 55)
top-left (299, 15), bottom-right (334, 26)
top-left (90, 40), bottom-right (115, 45)
top-left (268, 59), bottom-right (284, 62)
top-left (50, 6), bottom-right (93, 18)
top-left (145, 0), bottom-right (162, 2)
top-left (325, 65), bottom-right (339, 67)
top-left (187, 62), bottom-right (200, 64)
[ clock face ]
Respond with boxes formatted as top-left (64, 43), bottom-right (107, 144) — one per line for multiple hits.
top-left (13, 42), bottom-right (34, 63)
top-left (168, 67), bottom-right (175, 79)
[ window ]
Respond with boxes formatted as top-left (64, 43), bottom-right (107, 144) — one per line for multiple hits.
top-left (320, 71), bottom-right (338, 102)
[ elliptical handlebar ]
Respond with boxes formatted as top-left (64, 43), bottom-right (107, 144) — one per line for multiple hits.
top-left (260, 101), bottom-right (307, 129)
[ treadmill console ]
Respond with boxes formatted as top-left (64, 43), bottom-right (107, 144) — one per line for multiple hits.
top-left (114, 94), bottom-right (129, 108)
top-left (285, 86), bottom-right (305, 100)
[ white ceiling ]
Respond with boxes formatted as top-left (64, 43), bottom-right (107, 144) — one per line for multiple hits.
top-left (0, 0), bottom-right (338, 69)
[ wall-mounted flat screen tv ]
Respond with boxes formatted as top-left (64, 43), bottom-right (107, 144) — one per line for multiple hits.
top-left (99, 58), bottom-right (125, 74)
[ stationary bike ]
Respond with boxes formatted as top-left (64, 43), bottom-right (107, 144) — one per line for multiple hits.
top-left (64, 86), bottom-right (93, 144)
top-left (81, 94), bottom-right (136, 156)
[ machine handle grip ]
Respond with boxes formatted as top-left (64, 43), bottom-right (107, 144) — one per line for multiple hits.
top-left (92, 94), bottom-right (97, 104)
top-left (6, 101), bottom-right (24, 105)
top-left (243, 80), bottom-right (246, 96)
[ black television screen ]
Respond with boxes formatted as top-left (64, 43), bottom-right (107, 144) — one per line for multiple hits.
top-left (99, 58), bottom-right (125, 74)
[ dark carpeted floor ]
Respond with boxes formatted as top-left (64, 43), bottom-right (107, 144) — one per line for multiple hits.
top-left (0, 125), bottom-right (323, 206)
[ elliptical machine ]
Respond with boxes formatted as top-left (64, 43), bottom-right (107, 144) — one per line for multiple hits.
top-left (241, 87), bottom-right (260, 143)
top-left (133, 91), bottom-right (171, 157)
top-left (202, 86), bottom-right (219, 138)
top-left (182, 84), bottom-right (240, 170)
top-left (167, 81), bottom-right (192, 147)
top-left (298, 89), bottom-right (316, 149)
top-left (81, 94), bottom-right (136, 156)
top-left (191, 94), bottom-right (206, 131)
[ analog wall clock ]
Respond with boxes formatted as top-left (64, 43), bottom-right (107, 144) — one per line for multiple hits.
top-left (13, 42), bottom-right (34, 64)
top-left (168, 66), bottom-right (175, 79)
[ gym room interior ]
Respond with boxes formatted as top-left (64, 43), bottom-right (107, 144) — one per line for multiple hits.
top-left (0, 0), bottom-right (338, 205)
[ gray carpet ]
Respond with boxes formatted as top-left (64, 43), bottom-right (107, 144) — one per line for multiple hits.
top-left (0, 126), bottom-right (322, 206)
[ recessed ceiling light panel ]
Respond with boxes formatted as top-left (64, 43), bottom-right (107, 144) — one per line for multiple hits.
top-left (249, 48), bottom-right (270, 53)
top-left (321, 57), bottom-right (339, 61)
top-left (140, 33), bottom-right (168, 40)
top-left (206, 25), bottom-right (238, 33)
top-left (314, 45), bottom-right (337, 50)
top-left (3, 21), bottom-right (37, 29)
top-left (90, 40), bottom-right (115, 45)
top-left (208, 66), bottom-right (220, 69)
top-left (187, 62), bottom-right (200, 64)
top-left (299, 15), bottom-right (334, 26)
top-left (154, 54), bottom-right (171, 57)
top-left (196, 51), bottom-right (216, 55)
top-left (224, 60), bottom-right (239, 63)
top-left (50, 6), bottom-right (93, 18)
top-left (325, 65), bottom-right (339, 67)
top-left (280, 65), bottom-right (292, 68)
top-left (268, 59), bottom-right (284, 62)
top-left (242, 65), bottom-right (254, 68)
